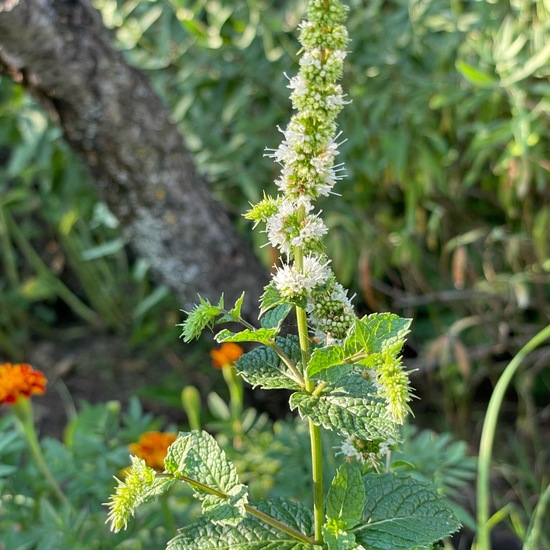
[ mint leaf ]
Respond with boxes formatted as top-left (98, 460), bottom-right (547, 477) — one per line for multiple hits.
top-left (236, 342), bottom-right (302, 390)
top-left (314, 363), bottom-right (355, 384)
top-left (322, 521), bottom-right (359, 550)
top-left (167, 499), bottom-right (314, 549)
top-left (307, 346), bottom-right (347, 378)
top-left (203, 484), bottom-right (249, 526)
top-left (326, 463), bottom-right (365, 528)
top-left (165, 431), bottom-right (248, 523)
top-left (259, 282), bottom-right (285, 316)
top-left (344, 314), bottom-right (411, 356)
top-left (218, 292), bottom-right (246, 323)
top-left (289, 375), bottom-right (396, 441)
top-left (215, 328), bottom-right (278, 344)
top-left (260, 304), bottom-right (292, 330)
top-left (354, 473), bottom-right (461, 549)
top-left (229, 292), bottom-right (246, 319)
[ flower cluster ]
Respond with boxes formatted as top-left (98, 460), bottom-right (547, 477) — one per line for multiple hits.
top-left (246, 0), bottom-right (354, 343)
top-left (336, 435), bottom-right (395, 471)
top-left (128, 431), bottom-right (178, 472)
top-left (307, 277), bottom-right (355, 341)
top-left (0, 363), bottom-right (47, 406)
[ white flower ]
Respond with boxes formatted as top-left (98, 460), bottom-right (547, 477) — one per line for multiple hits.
top-left (336, 438), bottom-right (364, 462)
top-left (266, 213), bottom-right (290, 254)
top-left (273, 256), bottom-right (331, 298)
top-left (335, 436), bottom-right (395, 471)
top-left (290, 215), bottom-right (328, 248)
top-left (287, 74), bottom-right (308, 95)
top-left (265, 201), bottom-right (299, 255)
top-left (326, 93), bottom-right (349, 109)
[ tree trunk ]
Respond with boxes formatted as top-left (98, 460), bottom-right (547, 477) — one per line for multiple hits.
top-left (0, 0), bottom-right (267, 318)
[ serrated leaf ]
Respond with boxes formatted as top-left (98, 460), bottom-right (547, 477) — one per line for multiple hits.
top-left (165, 431), bottom-right (248, 522)
top-left (323, 521), bottom-right (358, 550)
top-left (354, 474), bottom-right (461, 550)
top-left (326, 463), bottom-right (365, 528)
top-left (289, 375), bottom-right (396, 441)
top-left (259, 282), bottom-right (285, 316)
top-left (260, 303), bottom-right (292, 329)
top-left (167, 499), bottom-right (314, 549)
top-left (215, 327), bottom-right (278, 345)
top-left (314, 363), bottom-right (356, 384)
top-left (307, 346), bottom-right (347, 378)
top-left (344, 314), bottom-right (411, 357)
top-left (236, 338), bottom-right (302, 390)
top-left (230, 292), bottom-right (246, 318)
top-left (142, 475), bottom-right (177, 503)
top-left (218, 292), bottom-right (246, 323)
top-left (203, 484), bottom-right (249, 526)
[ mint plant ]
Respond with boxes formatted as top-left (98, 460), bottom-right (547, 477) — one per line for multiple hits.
top-left (106, 1), bottom-right (460, 547)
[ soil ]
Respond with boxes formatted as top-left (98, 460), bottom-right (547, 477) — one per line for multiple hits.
top-left (26, 334), bottom-right (192, 438)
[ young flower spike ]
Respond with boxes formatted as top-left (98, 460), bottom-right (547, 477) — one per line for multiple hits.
top-left (106, 456), bottom-right (159, 532)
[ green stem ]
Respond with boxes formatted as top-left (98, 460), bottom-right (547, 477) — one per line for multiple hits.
top-left (160, 491), bottom-right (177, 538)
top-left (523, 481), bottom-right (550, 550)
top-left (169, 473), bottom-right (314, 545)
top-left (221, 364), bottom-right (244, 446)
top-left (294, 246), bottom-right (324, 544)
top-left (245, 503), bottom-right (314, 545)
top-left (309, 420), bottom-right (324, 544)
top-left (474, 324), bottom-right (550, 550)
top-left (293, 247), bottom-right (312, 383)
top-left (12, 398), bottom-right (68, 505)
top-left (270, 342), bottom-right (305, 386)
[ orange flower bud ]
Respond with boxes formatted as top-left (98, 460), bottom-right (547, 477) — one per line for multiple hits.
top-left (210, 343), bottom-right (244, 369)
top-left (0, 363), bottom-right (47, 406)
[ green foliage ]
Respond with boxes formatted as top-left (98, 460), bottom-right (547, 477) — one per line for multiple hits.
top-left (344, 314), bottom-right (411, 356)
top-left (354, 474), bottom-right (460, 549)
top-left (289, 377), bottom-right (395, 442)
top-left (165, 430), bottom-right (248, 525)
top-left (236, 337), bottom-right (303, 390)
top-left (0, 398), bottom-right (189, 549)
top-left (160, 0), bottom-right (461, 516)
top-left (216, 327), bottom-right (279, 345)
top-left (0, 77), bottom-right (179, 359)
top-left (321, 468), bottom-right (461, 549)
top-left (166, 500), bottom-right (314, 550)
top-left (325, 463), bottom-right (365, 529)
top-left (2, 0), bottom-right (546, 546)
top-left (392, 425), bottom-right (477, 530)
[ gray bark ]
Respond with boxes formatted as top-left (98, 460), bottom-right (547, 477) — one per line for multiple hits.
top-left (0, 0), bottom-right (267, 317)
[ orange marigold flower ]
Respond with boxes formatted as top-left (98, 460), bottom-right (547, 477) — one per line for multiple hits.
top-left (128, 431), bottom-right (177, 471)
top-left (210, 342), bottom-right (244, 369)
top-left (0, 363), bottom-right (47, 406)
